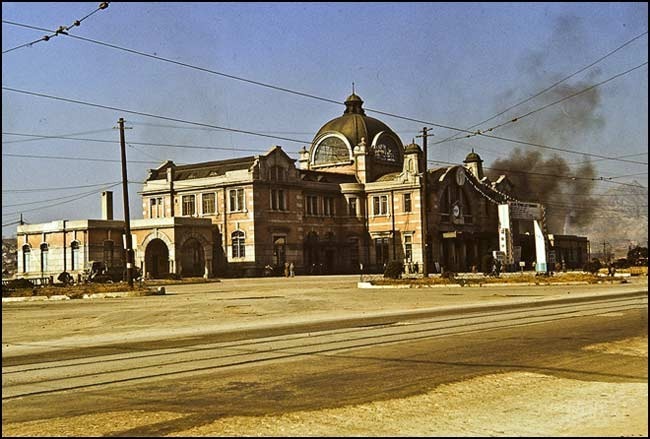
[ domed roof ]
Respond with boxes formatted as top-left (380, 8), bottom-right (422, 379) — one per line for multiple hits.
top-left (463, 149), bottom-right (482, 163)
top-left (404, 141), bottom-right (422, 154)
top-left (312, 93), bottom-right (402, 151)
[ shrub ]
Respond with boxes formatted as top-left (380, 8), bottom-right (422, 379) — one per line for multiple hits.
top-left (383, 261), bottom-right (404, 279)
top-left (584, 258), bottom-right (602, 274)
top-left (481, 254), bottom-right (494, 275)
top-left (441, 270), bottom-right (456, 279)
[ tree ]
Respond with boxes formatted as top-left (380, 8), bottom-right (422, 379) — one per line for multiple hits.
top-left (627, 246), bottom-right (648, 266)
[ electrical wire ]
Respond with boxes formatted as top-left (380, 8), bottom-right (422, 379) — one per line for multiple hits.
top-left (5, 17), bottom-right (644, 168)
top-left (2, 128), bottom-right (115, 144)
top-left (1, 182), bottom-right (121, 217)
top-left (434, 31), bottom-right (649, 146)
top-left (2, 181), bottom-right (122, 193)
top-left (483, 61), bottom-right (649, 133)
top-left (2, 152), bottom-right (158, 164)
top-left (2, 2), bottom-right (109, 54)
top-left (2, 132), bottom-right (282, 154)
top-left (4, 86), bottom-right (647, 167)
top-left (1, 87), bottom-right (312, 145)
top-left (2, 182), bottom-right (122, 208)
top-left (438, 61), bottom-right (649, 144)
top-left (427, 159), bottom-right (648, 188)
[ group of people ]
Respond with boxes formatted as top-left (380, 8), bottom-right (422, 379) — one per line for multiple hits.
top-left (283, 262), bottom-right (295, 277)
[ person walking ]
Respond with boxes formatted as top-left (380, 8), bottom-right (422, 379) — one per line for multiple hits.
top-left (289, 262), bottom-right (295, 277)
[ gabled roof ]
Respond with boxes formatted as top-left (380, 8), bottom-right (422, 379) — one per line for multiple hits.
top-left (375, 172), bottom-right (400, 182)
top-left (146, 156), bottom-right (256, 181)
top-left (299, 169), bottom-right (357, 184)
top-left (263, 145), bottom-right (296, 163)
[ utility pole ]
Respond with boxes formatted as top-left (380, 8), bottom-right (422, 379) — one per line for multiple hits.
top-left (416, 127), bottom-right (434, 276)
top-left (602, 241), bottom-right (610, 263)
top-left (117, 118), bottom-right (134, 288)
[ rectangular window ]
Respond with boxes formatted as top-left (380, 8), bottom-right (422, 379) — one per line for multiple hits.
top-left (202, 193), bottom-right (216, 215)
top-left (229, 188), bottom-right (245, 212)
top-left (324, 197), bottom-right (334, 216)
top-left (375, 237), bottom-right (390, 265)
top-left (348, 197), bottom-right (357, 217)
top-left (306, 195), bottom-right (319, 216)
top-left (271, 189), bottom-right (287, 211)
top-left (149, 197), bottom-right (164, 218)
top-left (404, 193), bottom-right (412, 212)
top-left (270, 166), bottom-right (287, 182)
top-left (404, 235), bottom-right (413, 261)
top-left (373, 195), bottom-right (389, 216)
top-left (182, 195), bottom-right (196, 216)
top-left (231, 231), bottom-right (245, 258)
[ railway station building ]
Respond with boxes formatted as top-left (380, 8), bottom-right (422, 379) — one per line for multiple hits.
top-left (15, 93), bottom-right (589, 280)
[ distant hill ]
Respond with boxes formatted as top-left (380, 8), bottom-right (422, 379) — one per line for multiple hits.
top-left (572, 182), bottom-right (648, 258)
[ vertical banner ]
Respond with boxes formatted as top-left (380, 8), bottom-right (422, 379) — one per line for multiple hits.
top-left (534, 219), bottom-right (547, 272)
top-left (497, 204), bottom-right (513, 265)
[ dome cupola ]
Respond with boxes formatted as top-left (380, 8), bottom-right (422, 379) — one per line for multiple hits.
top-left (463, 148), bottom-right (484, 180)
top-left (309, 92), bottom-right (403, 172)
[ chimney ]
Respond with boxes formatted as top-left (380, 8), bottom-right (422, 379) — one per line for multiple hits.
top-left (102, 191), bottom-right (114, 220)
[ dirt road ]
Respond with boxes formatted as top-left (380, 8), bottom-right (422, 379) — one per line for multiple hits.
top-left (2, 276), bottom-right (647, 436)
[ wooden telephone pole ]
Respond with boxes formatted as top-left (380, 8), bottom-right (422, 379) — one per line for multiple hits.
top-left (416, 127), bottom-right (434, 275)
top-left (117, 118), bottom-right (134, 288)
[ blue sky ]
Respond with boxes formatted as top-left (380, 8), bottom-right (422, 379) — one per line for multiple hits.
top-left (2, 2), bottom-right (648, 237)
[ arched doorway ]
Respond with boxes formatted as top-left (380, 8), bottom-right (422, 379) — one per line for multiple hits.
top-left (180, 237), bottom-right (204, 277)
top-left (145, 238), bottom-right (169, 279)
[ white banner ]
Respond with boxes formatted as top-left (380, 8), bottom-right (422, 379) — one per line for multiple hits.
top-left (534, 219), bottom-right (547, 272)
top-left (498, 204), bottom-right (513, 264)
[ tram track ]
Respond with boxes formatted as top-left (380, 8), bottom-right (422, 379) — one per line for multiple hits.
top-left (2, 294), bottom-right (646, 400)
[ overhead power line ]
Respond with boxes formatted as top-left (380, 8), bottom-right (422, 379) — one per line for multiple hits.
top-left (2, 2), bottom-right (109, 54)
top-left (1, 182), bottom-right (122, 218)
top-left (1, 87), bottom-right (312, 145)
top-left (2, 132), bottom-right (281, 154)
top-left (2, 128), bottom-right (115, 144)
top-left (5, 18), bottom-right (644, 167)
top-left (482, 61), bottom-right (649, 133)
top-left (428, 159), bottom-right (648, 188)
top-left (435, 31), bottom-right (649, 146)
top-left (3, 152), bottom-right (158, 164)
top-left (440, 61), bottom-right (649, 144)
top-left (2, 181), bottom-right (122, 193)
top-left (2, 181), bottom-right (121, 208)
top-left (4, 86), bottom-right (647, 167)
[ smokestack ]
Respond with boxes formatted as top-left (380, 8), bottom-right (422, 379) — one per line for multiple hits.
top-left (102, 191), bottom-right (114, 220)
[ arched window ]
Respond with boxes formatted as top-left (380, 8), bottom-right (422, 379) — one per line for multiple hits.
top-left (441, 182), bottom-right (472, 224)
top-left (71, 241), bottom-right (80, 271)
top-left (40, 243), bottom-right (49, 273)
top-left (231, 230), bottom-right (245, 258)
top-left (372, 134), bottom-right (400, 163)
top-left (22, 245), bottom-right (31, 273)
top-left (313, 135), bottom-right (350, 165)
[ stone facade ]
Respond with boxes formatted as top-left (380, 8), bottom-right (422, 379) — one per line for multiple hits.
top-left (137, 93), bottom-right (515, 277)
top-left (14, 93), bottom-right (589, 280)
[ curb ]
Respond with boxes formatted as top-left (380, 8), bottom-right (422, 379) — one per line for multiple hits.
top-left (2, 288), bottom-right (164, 303)
top-left (358, 281), bottom-right (594, 289)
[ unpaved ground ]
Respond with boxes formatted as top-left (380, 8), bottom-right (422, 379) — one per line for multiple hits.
top-left (4, 336), bottom-right (647, 437)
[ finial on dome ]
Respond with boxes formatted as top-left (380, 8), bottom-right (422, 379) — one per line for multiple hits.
top-left (352, 82), bottom-right (355, 94)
